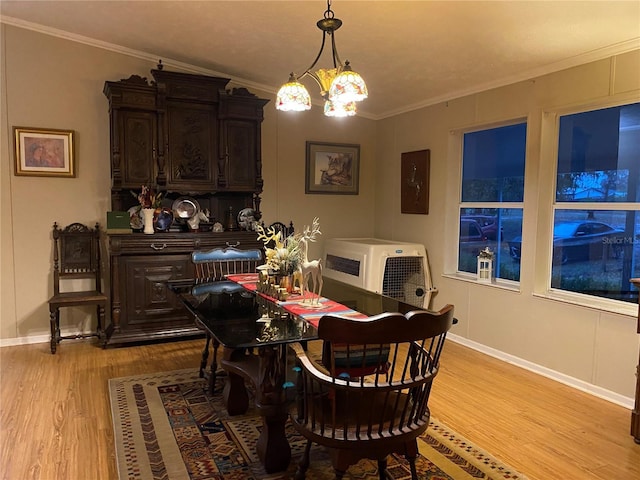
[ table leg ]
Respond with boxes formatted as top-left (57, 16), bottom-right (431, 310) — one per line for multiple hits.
top-left (219, 344), bottom-right (293, 472)
top-left (221, 347), bottom-right (250, 415)
top-left (199, 334), bottom-right (210, 378)
top-left (255, 345), bottom-right (291, 473)
top-left (223, 371), bottom-right (249, 415)
top-left (256, 406), bottom-right (290, 473)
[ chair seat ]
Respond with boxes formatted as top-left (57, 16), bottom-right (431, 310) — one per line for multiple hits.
top-left (49, 291), bottom-right (107, 307)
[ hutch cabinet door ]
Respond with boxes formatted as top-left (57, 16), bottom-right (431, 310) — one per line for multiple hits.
top-left (224, 119), bottom-right (258, 190)
top-left (121, 254), bottom-right (193, 328)
top-left (120, 110), bottom-right (157, 187)
top-left (152, 68), bottom-right (231, 194)
top-left (165, 105), bottom-right (217, 192)
top-left (217, 89), bottom-right (268, 192)
top-left (104, 76), bottom-right (159, 210)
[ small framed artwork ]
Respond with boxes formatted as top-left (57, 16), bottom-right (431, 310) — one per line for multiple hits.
top-left (14, 127), bottom-right (75, 177)
top-left (305, 141), bottom-right (360, 195)
top-left (401, 149), bottom-right (430, 214)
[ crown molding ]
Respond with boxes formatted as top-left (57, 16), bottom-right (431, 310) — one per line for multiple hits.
top-left (373, 38), bottom-right (640, 120)
top-left (0, 16), bottom-right (277, 97)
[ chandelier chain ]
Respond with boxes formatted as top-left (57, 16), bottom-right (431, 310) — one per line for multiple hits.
top-left (325, 0), bottom-right (334, 19)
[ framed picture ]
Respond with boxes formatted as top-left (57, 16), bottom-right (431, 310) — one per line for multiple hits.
top-left (305, 141), bottom-right (360, 195)
top-left (14, 127), bottom-right (75, 177)
top-left (401, 149), bottom-right (430, 214)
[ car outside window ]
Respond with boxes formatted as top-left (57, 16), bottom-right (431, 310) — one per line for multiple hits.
top-left (459, 123), bottom-right (527, 281)
top-left (552, 102), bottom-right (640, 303)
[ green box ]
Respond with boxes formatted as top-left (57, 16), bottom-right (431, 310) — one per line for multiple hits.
top-left (107, 211), bottom-right (131, 233)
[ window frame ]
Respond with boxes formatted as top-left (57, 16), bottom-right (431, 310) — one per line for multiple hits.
top-left (538, 98), bottom-right (640, 314)
top-left (455, 118), bottom-right (528, 285)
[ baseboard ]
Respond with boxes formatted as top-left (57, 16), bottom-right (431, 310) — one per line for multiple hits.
top-left (0, 331), bottom-right (95, 348)
top-left (0, 334), bottom-right (50, 347)
top-left (448, 333), bottom-right (634, 410)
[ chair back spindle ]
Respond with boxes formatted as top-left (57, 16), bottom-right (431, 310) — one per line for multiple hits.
top-left (192, 247), bottom-right (263, 283)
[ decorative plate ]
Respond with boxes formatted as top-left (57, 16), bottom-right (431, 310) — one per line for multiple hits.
top-left (154, 208), bottom-right (173, 232)
top-left (128, 206), bottom-right (143, 230)
top-left (237, 208), bottom-right (257, 230)
top-left (172, 197), bottom-right (200, 220)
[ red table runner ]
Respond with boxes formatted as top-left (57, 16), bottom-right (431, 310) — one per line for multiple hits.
top-left (225, 274), bottom-right (367, 327)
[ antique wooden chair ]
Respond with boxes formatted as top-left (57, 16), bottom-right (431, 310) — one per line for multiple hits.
top-left (261, 220), bottom-right (295, 248)
top-left (48, 222), bottom-right (107, 354)
top-left (290, 304), bottom-right (455, 480)
top-left (191, 246), bottom-right (263, 393)
top-left (269, 220), bottom-right (294, 238)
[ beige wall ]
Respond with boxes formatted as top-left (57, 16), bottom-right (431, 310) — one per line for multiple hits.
top-left (1, 24), bottom-right (639, 405)
top-left (374, 51), bottom-right (640, 403)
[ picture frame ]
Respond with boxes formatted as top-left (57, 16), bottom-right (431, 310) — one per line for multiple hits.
top-left (14, 127), bottom-right (75, 177)
top-left (305, 141), bottom-right (360, 195)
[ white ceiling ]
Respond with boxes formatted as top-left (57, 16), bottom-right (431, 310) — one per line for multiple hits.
top-left (2, 1), bottom-right (639, 119)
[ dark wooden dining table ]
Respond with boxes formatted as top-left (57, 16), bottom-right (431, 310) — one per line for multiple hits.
top-left (167, 276), bottom-right (435, 472)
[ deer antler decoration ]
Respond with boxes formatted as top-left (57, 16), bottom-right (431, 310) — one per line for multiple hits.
top-left (302, 217), bottom-right (322, 243)
top-left (255, 224), bottom-right (283, 249)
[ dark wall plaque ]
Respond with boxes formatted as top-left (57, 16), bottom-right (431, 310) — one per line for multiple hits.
top-left (401, 149), bottom-right (430, 214)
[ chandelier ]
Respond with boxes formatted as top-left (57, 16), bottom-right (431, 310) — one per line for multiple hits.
top-left (276, 0), bottom-right (368, 117)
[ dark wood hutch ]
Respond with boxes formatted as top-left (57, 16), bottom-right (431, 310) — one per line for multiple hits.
top-left (103, 64), bottom-right (268, 345)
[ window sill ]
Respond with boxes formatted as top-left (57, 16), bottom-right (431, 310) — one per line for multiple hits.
top-left (534, 290), bottom-right (638, 317)
top-left (442, 273), bottom-right (520, 293)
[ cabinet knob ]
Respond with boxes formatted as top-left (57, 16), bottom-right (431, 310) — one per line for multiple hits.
top-left (226, 241), bottom-right (240, 248)
top-left (150, 243), bottom-right (168, 250)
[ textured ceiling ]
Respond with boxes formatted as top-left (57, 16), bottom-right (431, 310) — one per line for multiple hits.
top-left (2, 1), bottom-right (639, 119)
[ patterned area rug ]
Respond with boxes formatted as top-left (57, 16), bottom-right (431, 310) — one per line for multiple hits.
top-left (109, 369), bottom-right (528, 480)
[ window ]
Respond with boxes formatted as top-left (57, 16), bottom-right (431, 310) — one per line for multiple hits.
top-left (552, 102), bottom-right (640, 303)
top-left (459, 122), bottom-right (527, 281)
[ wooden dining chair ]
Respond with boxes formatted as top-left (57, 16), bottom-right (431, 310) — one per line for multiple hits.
top-left (48, 222), bottom-right (107, 354)
top-left (269, 220), bottom-right (294, 238)
top-left (191, 246), bottom-right (263, 393)
top-left (259, 220), bottom-right (295, 248)
top-left (290, 304), bottom-right (455, 480)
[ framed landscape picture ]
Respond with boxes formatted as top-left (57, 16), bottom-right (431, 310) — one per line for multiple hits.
top-left (14, 127), bottom-right (75, 177)
top-left (305, 141), bottom-right (360, 195)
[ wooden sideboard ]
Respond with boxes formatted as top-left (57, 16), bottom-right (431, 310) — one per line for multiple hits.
top-left (631, 278), bottom-right (640, 444)
top-left (105, 231), bottom-right (262, 345)
top-left (102, 65), bottom-right (269, 346)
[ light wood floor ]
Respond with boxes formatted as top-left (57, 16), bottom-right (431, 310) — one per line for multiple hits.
top-left (0, 337), bottom-right (638, 480)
